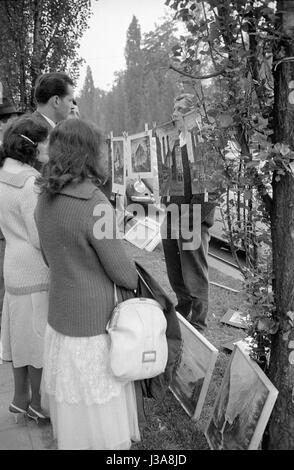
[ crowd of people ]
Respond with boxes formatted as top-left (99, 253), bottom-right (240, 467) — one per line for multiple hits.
top-left (0, 72), bottom-right (215, 450)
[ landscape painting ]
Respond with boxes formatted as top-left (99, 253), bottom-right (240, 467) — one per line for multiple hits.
top-left (155, 120), bottom-right (184, 197)
top-left (170, 313), bottom-right (218, 420)
top-left (205, 343), bottom-right (278, 450)
top-left (181, 110), bottom-right (221, 195)
top-left (111, 136), bottom-right (126, 195)
top-left (128, 130), bottom-right (154, 179)
top-left (220, 308), bottom-right (250, 329)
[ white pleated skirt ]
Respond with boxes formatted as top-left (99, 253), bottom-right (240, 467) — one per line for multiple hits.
top-left (41, 324), bottom-right (141, 450)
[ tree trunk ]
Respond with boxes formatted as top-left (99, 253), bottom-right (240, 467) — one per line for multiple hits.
top-left (268, 0), bottom-right (294, 450)
top-left (30, 0), bottom-right (44, 110)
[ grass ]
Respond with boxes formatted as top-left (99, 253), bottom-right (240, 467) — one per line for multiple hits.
top-left (124, 241), bottom-right (248, 450)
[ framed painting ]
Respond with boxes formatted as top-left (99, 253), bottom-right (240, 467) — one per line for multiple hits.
top-left (205, 342), bottom-right (278, 450)
top-left (221, 337), bottom-right (254, 353)
top-left (127, 130), bottom-right (155, 179)
top-left (182, 110), bottom-right (222, 195)
top-left (124, 217), bottom-right (160, 251)
top-left (155, 120), bottom-right (184, 197)
top-left (170, 313), bottom-right (218, 420)
top-left (110, 135), bottom-right (127, 195)
top-left (220, 308), bottom-right (250, 329)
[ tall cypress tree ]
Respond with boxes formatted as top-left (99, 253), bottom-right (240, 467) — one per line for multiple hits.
top-left (78, 65), bottom-right (98, 123)
top-left (124, 16), bottom-right (144, 133)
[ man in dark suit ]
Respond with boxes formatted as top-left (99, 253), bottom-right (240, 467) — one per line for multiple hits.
top-left (32, 72), bottom-right (75, 131)
top-left (31, 72), bottom-right (75, 170)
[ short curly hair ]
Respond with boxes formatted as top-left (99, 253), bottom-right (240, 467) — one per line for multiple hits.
top-left (36, 119), bottom-right (108, 195)
top-left (0, 114), bottom-right (49, 167)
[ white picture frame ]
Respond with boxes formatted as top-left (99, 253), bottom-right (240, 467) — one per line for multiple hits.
top-left (124, 217), bottom-right (160, 251)
top-left (170, 313), bottom-right (218, 420)
top-left (205, 342), bottom-right (278, 450)
top-left (154, 120), bottom-right (185, 197)
top-left (220, 308), bottom-right (249, 329)
top-left (111, 135), bottom-right (127, 195)
top-left (127, 129), bottom-right (155, 179)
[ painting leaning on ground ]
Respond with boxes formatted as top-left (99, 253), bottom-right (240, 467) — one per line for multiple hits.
top-left (205, 344), bottom-right (278, 450)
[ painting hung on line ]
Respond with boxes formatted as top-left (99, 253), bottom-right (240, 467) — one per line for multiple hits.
top-left (128, 130), bottom-right (155, 179)
top-left (170, 313), bottom-right (218, 420)
top-left (111, 136), bottom-right (126, 195)
top-left (205, 343), bottom-right (278, 450)
top-left (182, 110), bottom-right (222, 195)
top-left (155, 120), bottom-right (184, 197)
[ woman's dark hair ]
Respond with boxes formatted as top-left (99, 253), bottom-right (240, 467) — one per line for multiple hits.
top-left (36, 119), bottom-right (108, 195)
top-left (0, 114), bottom-right (48, 167)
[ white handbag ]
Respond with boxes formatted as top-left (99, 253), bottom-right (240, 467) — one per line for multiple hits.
top-left (106, 276), bottom-right (168, 382)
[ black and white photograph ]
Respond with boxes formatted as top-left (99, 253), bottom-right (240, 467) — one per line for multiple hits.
top-left (0, 0), bottom-right (293, 453)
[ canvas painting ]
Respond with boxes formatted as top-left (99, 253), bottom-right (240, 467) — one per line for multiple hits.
top-left (205, 343), bottom-right (278, 450)
top-left (155, 120), bottom-right (184, 197)
top-left (111, 136), bottom-right (126, 195)
top-left (124, 217), bottom-right (160, 250)
top-left (128, 130), bottom-right (155, 179)
top-left (170, 313), bottom-right (218, 420)
top-left (181, 110), bottom-right (222, 195)
top-left (221, 308), bottom-right (250, 329)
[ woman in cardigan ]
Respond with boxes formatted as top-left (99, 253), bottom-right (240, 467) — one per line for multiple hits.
top-left (35, 119), bottom-right (140, 450)
top-left (0, 114), bottom-right (50, 423)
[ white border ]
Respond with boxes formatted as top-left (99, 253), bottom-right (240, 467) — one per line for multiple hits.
top-left (170, 312), bottom-right (218, 420)
top-left (127, 129), bottom-right (155, 179)
top-left (124, 217), bottom-right (159, 250)
top-left (111, 135), bottom-right (127, 196)
top-left (205, 342), bottom-right (278, 450)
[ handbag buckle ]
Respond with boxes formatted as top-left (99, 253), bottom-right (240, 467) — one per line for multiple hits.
top-left (142, 350), bottom-right (156, 363)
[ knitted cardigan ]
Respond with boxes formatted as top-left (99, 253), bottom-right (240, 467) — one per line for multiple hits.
top-left (35, 179), bottom-right (138, 337)
top-left (0, 162), bottom-right (49, 294)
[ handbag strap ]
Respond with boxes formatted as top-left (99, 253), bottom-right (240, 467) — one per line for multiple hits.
top-left (113, 283), bottom-right (118, 307)
top-left (113, 270), bottom-right (154, 307)
top-left (136, 270), bottom-right (155, 299)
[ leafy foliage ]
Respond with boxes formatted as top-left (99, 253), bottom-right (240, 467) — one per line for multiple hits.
top-left (0, 0), bottom-right (93, 110)
top-left (165, 0), bottom-right (279, 349)
top-left (166, 0), bottom-right (294, 448)
top-left (79, 15), bottom-right (182, 135)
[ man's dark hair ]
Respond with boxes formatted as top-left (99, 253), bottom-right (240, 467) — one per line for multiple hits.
top-left (0, 114), bottom-right (48, 167)
top-left (36, 119), bottom-right (108, 195)
top-left (34, 72), bottom-right (74, 105)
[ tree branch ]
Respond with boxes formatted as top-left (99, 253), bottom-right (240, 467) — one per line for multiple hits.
top-left (169, 63), bottom-right (225, 80)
